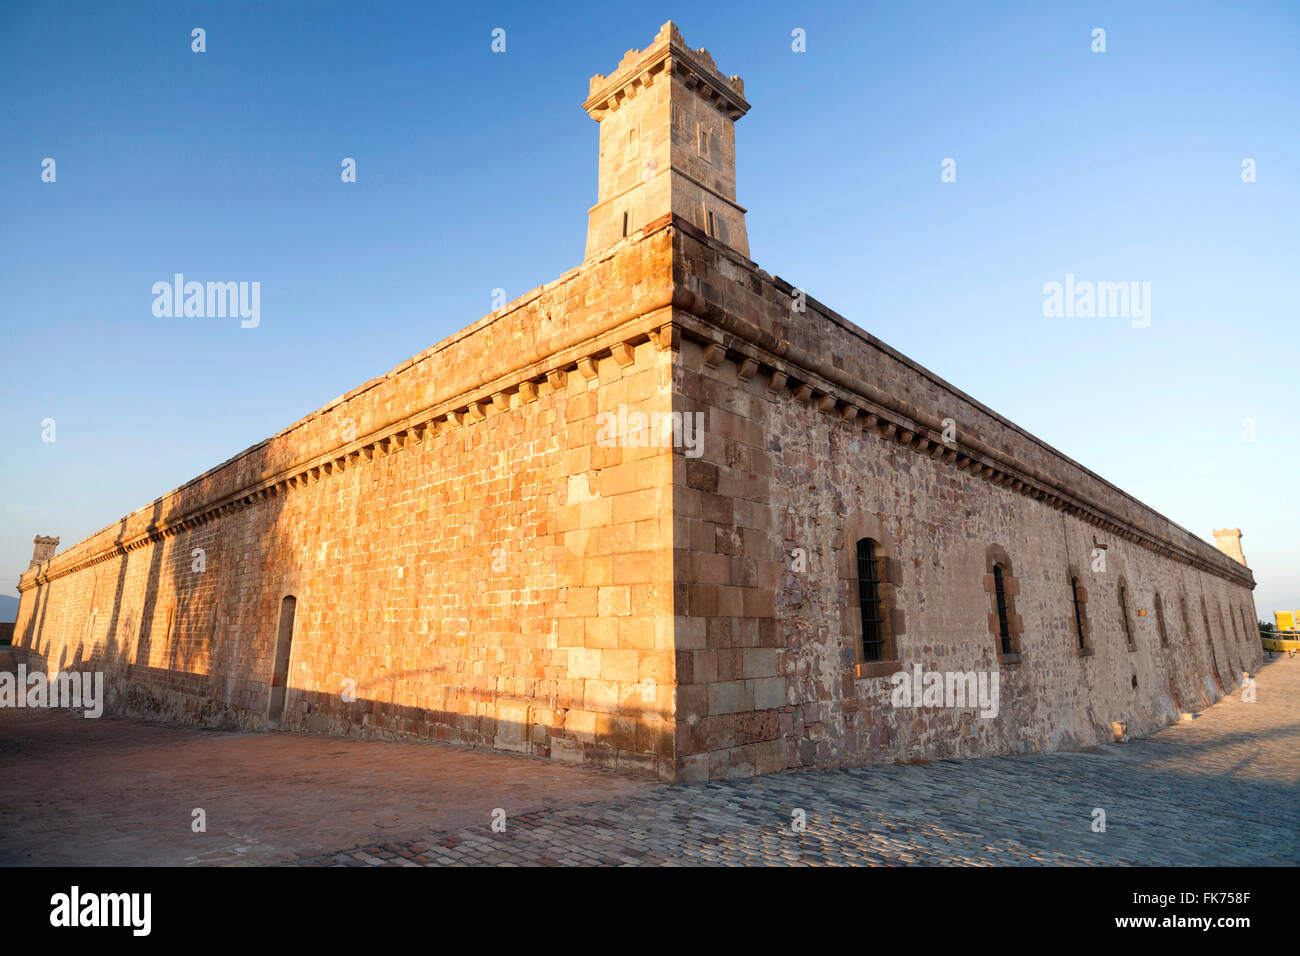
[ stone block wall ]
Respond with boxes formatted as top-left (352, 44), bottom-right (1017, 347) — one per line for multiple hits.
top-left (12, 213), bottom-right (1261, 783)
top-left (14, 225), bottom-right (680, 778)
top-left (669, 222), bottom-right (1261, 779)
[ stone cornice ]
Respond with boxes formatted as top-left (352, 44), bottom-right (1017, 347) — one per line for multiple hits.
top-left (583, 21), bottom-right (749, 122)
top-left (16, 213), bottom-right (1254, 597)
top-left (668, 218), bottom-right (1255, 592)
top-left (587, 166), bottom-right (749, 219)
top-left (17, 219), bottom-right (686, 593)
top-left (18, 302), bottom-right (680, 592)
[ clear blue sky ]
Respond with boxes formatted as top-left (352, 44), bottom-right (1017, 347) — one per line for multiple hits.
top-left (1, 1), bottom-right (1296, 619)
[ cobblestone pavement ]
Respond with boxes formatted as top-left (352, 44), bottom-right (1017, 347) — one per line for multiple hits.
top-left (3, 652), bottom-right (1297, 866)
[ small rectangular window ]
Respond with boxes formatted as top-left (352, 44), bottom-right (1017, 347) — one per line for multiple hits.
top-left (698, 125), bottom-right (711, 162)
top-left (706, 210), bottom-right (716, 237)
top-left (622, 211), bottom-right (629, 237)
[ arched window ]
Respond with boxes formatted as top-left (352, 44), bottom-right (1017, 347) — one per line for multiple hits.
top-left (1119, 584), bottom-right (1134, 649)
top-left (842, 516), bottom-right (903, 678)
top-left (983, 546), bottom-right (1021, 662)
top-left (855, 538), bottom-right (886, 662)
top-left (1068, 567), bottom-right (1092, 657)
top-left (1071, 576), bottom-right (1087, 650)
top-left (993, 564), bottom-right (1012, 655)
top-left (1153, 592), bottom-right (1168, 647)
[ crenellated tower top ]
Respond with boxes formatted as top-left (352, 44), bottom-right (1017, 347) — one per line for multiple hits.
top-left (583, 22), bottom-right (750, 261)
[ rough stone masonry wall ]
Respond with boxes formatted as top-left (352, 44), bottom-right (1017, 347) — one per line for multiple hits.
top-left (670, 222), bottom-right (1261, 780)
top-left (11, 212), bottom-right (1262, 784)
top-left (13, 224), bottom-right (679, 778)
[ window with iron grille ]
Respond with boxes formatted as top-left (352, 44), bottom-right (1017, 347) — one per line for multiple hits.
top-left (856, 537), bottom-right (885, 662)
top-left (1071, 577), bottom-right (1087, 649)
top-left (1119, 585), bottom-right (1133, 645)
top-left (993, 564), bottom-right (1012, 654)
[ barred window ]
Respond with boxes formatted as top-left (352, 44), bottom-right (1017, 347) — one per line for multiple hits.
top-left (984, 546), bottom-right (1021, 661)
top-left (1071, 577), bottom-right (1087, 650)
top-left (993, 564), bottom-right (1012, 655)
top-left (856, 538), bottom-right (886, 662)
top-left (1119, 585), bottom-right (1133, 646)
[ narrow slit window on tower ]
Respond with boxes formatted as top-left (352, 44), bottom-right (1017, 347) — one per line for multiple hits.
top-left (993, 564), bottom-right (1012, 655)
top-left (706, 209), bottom-right (716, 237)
top-left (698, 124), bottom-right (711, 162)
top-left (856, 538), bottom-right (885, 662)
top-left (622, 211), bottom-right (629, 237)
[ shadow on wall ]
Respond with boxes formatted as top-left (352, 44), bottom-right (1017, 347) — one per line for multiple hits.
top-left (16, 435), bottom-right (297, 726)
top-left (7, 636), bottom-right (673, 770)
top-left (9, 422), bottom-right (680, 773)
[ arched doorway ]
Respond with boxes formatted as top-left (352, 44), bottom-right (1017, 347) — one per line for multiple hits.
top-left (268, 595), bottom-right (296, 725)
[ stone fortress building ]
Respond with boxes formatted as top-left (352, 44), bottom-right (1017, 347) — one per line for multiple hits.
top-left (13, 23), bottom-right (1261, 781)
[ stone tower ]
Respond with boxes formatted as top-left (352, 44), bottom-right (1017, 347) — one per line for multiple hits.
top-left (583, 21), bottom-right (750, 261)
top-left (1212, 527), bottom-right (1247, 566)
top-left (29, 535), bottom-right (58, 569)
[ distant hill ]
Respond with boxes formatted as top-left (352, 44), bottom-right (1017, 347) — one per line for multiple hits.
top-left (0, 595), bottom-right (19, 623)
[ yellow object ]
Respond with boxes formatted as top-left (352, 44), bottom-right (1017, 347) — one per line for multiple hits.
top-left (1276, 611), bottom-right (1296, 631)
top-left (1262, 635), bottom-right (1300, 653)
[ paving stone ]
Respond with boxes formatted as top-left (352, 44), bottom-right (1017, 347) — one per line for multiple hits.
top-left (2, 658), bottom-right (1295, 866)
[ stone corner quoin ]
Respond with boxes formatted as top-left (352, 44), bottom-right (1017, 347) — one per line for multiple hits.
top-left (12, 22), bottom-right (1262, 783)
